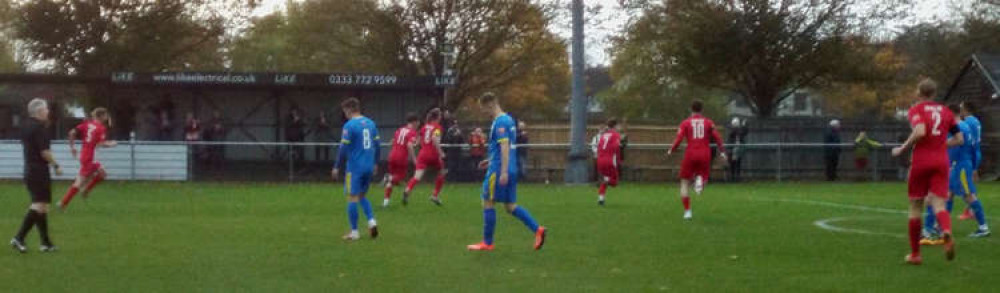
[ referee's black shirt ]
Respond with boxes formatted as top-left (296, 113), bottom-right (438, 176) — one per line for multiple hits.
top-left (21, 118), bottom-right (51, 176)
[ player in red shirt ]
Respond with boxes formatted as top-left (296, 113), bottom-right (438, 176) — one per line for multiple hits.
top-left (58, 108), bottom-right (117, 211)
top-left (596, 118), bottom-right (622, 206)
top-left (383, 113), bottom-right (419, 207)
top-left (668, 100), bottom-right (725, 220)
top-left (403, 108), bottom-right (448, 206)
top-left (891, 79), bottom-right (964, 265)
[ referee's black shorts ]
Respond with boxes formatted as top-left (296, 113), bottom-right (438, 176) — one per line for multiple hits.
top-left (24, 170), bottom-right (52, 203)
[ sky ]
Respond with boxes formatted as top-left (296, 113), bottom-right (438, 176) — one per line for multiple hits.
top-left (252, 0), bottom-right (962, 66)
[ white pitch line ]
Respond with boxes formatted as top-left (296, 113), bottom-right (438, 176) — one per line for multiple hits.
top-left (813, 217), bottom-right (904, 238)
top-left (753, 197), bottom-right (907, 214)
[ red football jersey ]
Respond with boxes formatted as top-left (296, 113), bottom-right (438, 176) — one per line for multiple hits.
top-left (75, 119), bottom-right (107, 163)
top-left (417, 122), bottom-right (443, 159)
top-left (597, 129), bottom-right (621, 162)
top-left (389, 125), bottom-right (417, 162)
top-left (907, 101), bottom-right (956, 166)
top-left (670, 114), bottom-right (724, 154)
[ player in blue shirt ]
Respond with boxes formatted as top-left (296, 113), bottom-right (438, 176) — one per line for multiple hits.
top-left (957, 102), bottom-right (987, 223)
top-left (922, 105), bottom-right (989, 243)
top-left (467, 92), bottom-right (547, 251)
top-left (332, 97), bottom-right (381, 241)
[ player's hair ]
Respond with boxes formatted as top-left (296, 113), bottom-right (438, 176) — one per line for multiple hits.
top-left (918, 79), bottom-right (937, 98)
top-left (691, 100), bottom-right (704, 113)
top-left (961, 101), bottom-right (977, 114)
top-left (478, 92), bottom-right (498, 105)
top-left (27, 98), bottom-right (47, 117)
top-left (947, 104), bottom-right (961, 114)
top-left (405, 113), bottom-right (419, 124)
top-left (341, 97), bottom-right (360, 113)
top-left (606, 118), bottom-right (618, 128)
top-left (92, 107), bottom-right (109, 119)
top-left (426, 108), bottom-right (441, 122)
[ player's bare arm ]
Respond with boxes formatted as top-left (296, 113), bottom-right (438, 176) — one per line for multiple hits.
top-left (434, 132), bottom-right (445, 159)
top-left (68, 128), bottom-right (78, 158)
top-left (893, 124), bottom-right (926, 157)
top-left (946, 119), bottom-right (964, 147)
top-left (101, 140), bottom-right (118, 148)
top-left (499, 139), bottom-right (510, 185)
top-left (408, 140), bottom-right (417, 164)
top-left (42, 149), bottom-right (62, 176)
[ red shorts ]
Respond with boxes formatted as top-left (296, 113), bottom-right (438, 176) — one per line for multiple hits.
top-left (854, 158), bottom-right (868, 170)
top-left (79, 161), bottom-right (102, 177)
top-left (679, 156), bottom-right (711, 181)
top-left (908, 163), bottom-right (949, 199)
top-left (387, 158), bottom-right (408, 183)
top-left (416, 155), bottom-right (444, 170)
top-left (597, 159), bottom-right (619, 186)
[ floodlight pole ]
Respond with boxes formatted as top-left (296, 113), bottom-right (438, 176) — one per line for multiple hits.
top-left (565, 0), bottom-right (588, 184)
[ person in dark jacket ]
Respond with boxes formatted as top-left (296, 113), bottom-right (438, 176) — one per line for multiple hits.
top-left (727, 118), bottom-right (748, 182)
top-left (516, 121), bottom-right (529, 180)
top-left (824, 119), bottom-right (842, 181)
top-left (443, 119), bottom-right (465, 181)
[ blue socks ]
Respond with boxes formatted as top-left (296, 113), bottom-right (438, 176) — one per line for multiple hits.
top-left (511, 206), bottom-right (539, 232)
top-left (970, 200), bottom-right (987, 227)
top-left (347, 202), bottom-right (359, 230)
top-left (483, 208), bottom-right (496, 245)
top-left (924, 206), bottom-right (937, 232)
top-left (359, 197), bottom-right (375, 221)
top-left (947, 197), bottom-right (954, 213)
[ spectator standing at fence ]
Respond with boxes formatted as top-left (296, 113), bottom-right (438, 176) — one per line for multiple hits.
top-left (469, 127), bottom-right (487, 178)
top-left (824, 119), bottom-right (842, 181)
top-left (203, 111), bottom-right (227, 167)
top-left (727, 118), bottom-right (747, 182)
top-left (314, 111), bottom-right (334, 162)
top-left (853, 131), bottom-right (882, 179)
top-left (444, 119), bottom-right (465, 181)
top-left (618, 121), bottom-right (629, 176)
top-left (896, 134), bottom-right (910, 180)
top-left (10, 98), bottom-right (62, 253)
top-left (286, 108), bottom-right (306, 162)
top-left (157, 110), bottom-right (172, 141)
top-left (184, 112), bottom-right (201, 142)
top-left (516, 121), bottom-right (529, 180)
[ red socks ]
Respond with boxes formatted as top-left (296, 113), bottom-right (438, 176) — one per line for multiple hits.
top-left (84, 174), bottom-right (104, 194)
top-left (598, 183), bottom-right (607, 196)
top-left (682, 197), bottom-right (691, 211)
top-left (60, 186), bottom-right (80, 207)
top-left (384, 186), bottom-right (393, 199)
top-left (935, 211), bottom-right (952, 234)
top-left (406, 178), bottom-right (418, 192)
top-left (433, 175), bottom-right (445, 197)
top-left (908, 218), bottom-right (921, 256)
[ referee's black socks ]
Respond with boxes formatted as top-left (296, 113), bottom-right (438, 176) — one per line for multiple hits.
top-left (36, 212), bottom-right (52, 246)
top-left (14, 210), bottom-right (39, 242)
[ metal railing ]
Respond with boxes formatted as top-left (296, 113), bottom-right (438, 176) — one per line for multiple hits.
top-left (0, 139), bottom-right (967, 183)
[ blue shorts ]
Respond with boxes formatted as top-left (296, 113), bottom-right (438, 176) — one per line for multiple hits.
top-left (345, 170), bottom-right (373, 196)
top-left (949, 163), bottom-right (977, 196)
top-left (482, 171), bottom-right (517, 203)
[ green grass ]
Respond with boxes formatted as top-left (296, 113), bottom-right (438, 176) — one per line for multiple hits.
top-left (1, 181), bottom-right (998, 292)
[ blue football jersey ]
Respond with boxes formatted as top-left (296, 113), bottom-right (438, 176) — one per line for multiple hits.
top-left (338, 116), bottom-right (380, 173)
top-left (964, 115), bottom-right (982, 167)
top-left (948, 120), bottom-right (974, 165)
top-left (487, 113), bottom-right (518, 173)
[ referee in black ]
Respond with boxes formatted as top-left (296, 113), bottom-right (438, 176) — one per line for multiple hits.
top-left (10, 98), bottom-right (62, 253)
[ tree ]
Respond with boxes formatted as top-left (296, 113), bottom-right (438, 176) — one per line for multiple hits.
top-left (0, 0), bottom-right (19, 72)
top-left (228, 0), bottom-right (407, 73)
top-left (619, 0), bottom-right (910, 117)
top-left (12, 0), bottom-right (256, 75)
top-left (393, 0), bottom-right (569, 110)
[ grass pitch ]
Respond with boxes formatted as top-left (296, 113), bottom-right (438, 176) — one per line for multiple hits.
top-left (1, 181), bottom-right (997, 292)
